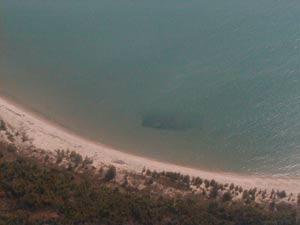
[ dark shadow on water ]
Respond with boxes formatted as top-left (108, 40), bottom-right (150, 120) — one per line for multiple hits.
top-left (142, 113), bottom-right (195, 131)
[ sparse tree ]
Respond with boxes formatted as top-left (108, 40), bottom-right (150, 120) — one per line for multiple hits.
top-left (210, 179), bottom-right (216, 187)
top-left (222, 192), bottom-right (232, 202)
top-left (182, 175), bottom-right (190, 186)
top-left (70, 151), bottom-right (83, 166)
top-left (104, 166), bottom-right (116, 182)
top-left (7, 144), bottom-right (17, 153)
top-left (0, 120), bottom-right (7, 131)
top-left (83, 156), bottom-right (93, 165)
top-left (204, 179), bottom-right (210, 188)
top-left (239, 186), bottom-right (243, 193)
top-left (209, 183), bottom-right (219, 199)
top-left (277, 190), bottom-right (287, 199)
top-left (193, 177), bottom-right (203, 187)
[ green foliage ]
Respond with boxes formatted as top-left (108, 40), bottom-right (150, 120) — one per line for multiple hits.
top-left (55, 149), bottom-right (65, 164)
top-left (235, 185), bottom-right (239, 192)
top-left (248, 188), bottom-right (257, 201)
top-left (164, 171), bottom-right (181, 181)
top-left (0, 120), bottom-right (7, 131)
top-left (209, 182), bottom-right (219, 199)
top-left (269, 201), bottom-right (276, 211)
top-left (210, 179), bottom-right (216, 187)
top-left (277, 190), bottom-right (287, 199)
top-left (182, 175), bottom-right (190, 186)
top-left (1, 157), bottom-right (75, 210)
top-left (0, 145), bottom-right (299, 225)
top-left (69, 150), bottom-right (83, 166)
top-left (7, 144), bottom-right (17, 153)
top-left (239, 186), bottom-right (243, 193)
top-left (222, 191), bottom-right (232, 202)
top-left (103, 165), bottom-right (116, 182)
top-left (6, 131), bottom-right (15, 142)
top-left (230, 183), bottom-right (235, 190)
top-left (82, 156), bottom-right (93, 165)
top-left (21, 133), bottom-right (29, 142)
top-left (204, 179), bottom-right (210, 188)
top-left (192, 177), bottom-right (203, 186)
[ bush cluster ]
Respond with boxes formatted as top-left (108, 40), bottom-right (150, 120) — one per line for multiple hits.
top-left (0, 144), bottom-right (299, 225)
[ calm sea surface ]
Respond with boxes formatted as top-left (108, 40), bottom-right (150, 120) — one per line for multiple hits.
top-left (1, 0), bottom-right (300, 176)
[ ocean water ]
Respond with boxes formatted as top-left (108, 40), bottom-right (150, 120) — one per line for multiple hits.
top-left (1, 0), bottom-right (300, 176)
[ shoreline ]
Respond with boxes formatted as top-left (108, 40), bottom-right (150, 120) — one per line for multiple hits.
top-left (1, 94), bottom-right (300, 193)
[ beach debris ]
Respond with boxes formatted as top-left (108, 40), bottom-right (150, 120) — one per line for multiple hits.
top-left (113, 159), bottom-right (126, 165)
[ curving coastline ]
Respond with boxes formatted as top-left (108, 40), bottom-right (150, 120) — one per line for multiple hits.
top-left (0, 94), bottom-right (300, 194)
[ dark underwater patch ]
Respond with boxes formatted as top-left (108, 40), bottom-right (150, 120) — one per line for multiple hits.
top-left (142, 114), bottom-right (192, 131)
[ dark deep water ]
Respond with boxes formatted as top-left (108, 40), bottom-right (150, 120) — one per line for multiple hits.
top-left (1, 0), bottom-right (300, 175)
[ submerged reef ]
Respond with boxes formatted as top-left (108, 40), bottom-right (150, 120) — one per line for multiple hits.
top-left (142, 114), bottom-right (192, 131)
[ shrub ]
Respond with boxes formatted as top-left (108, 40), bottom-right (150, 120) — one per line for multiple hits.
top-left (210, 179), bottom-right (216, 187)
top-left (208, 201), bottom-right (219, 212)
top-left (243, 190), bottom-right (249, 200)
top-left (235, 186), bottom-right (239, 192)
top-left (239, 186), bottom-right (243, 193)
top-left (209, 183), bottom-right (219, 199)
top-left (6, 132), bottom-right (14, 142)
top-left (55, 149), bottom-right (65, 164)
top-left (0, 120), bottom-right (7, 131)
top-left (204, 179), bottom-right (210, 188)
top-left (222, 192), bottom-right (232, 202)
top-left (0, 148), bottom-right (298, 225)
top-left (270, 201), bottom-right (276, 211)
top-left (104, 166), bottom-right (116, 182)
top-left (82, 156), bottom-right (93, 165)
top-left (146, 169), bottom-right (152, 176)
top-left (182, 175), bottom-right (190, 185)
top-left (277, 190), bottom-right (287, 199)
top-left (249, 188), bottom-right (257, 196)
top-left (193, 177), bottom-right (203, 186)
top-left (70, 151), bottom-right (83, 166)
top-left (262, 190), bottom-right (267, 199)
top-left (0, 157), bottom-right (74, 210)
top-left (7, 144), bottom-right (17, 153)
top-left (165, 171), bottom-right (181, 181)
top-left (21, 133), bottom-right (30, 142)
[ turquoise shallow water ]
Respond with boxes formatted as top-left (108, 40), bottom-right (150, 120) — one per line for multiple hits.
top-left (1, 0), bottom-right (300, 176)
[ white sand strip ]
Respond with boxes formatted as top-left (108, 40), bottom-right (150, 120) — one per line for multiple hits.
top-left (0, 95), bottom-right (300, 194)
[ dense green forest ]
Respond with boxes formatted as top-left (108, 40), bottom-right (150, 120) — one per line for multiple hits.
top-left (0, 142), bottom-right (299, 225)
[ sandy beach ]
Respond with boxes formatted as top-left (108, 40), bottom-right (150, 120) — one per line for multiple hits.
top-left (0, 94), bottom-right (300, 194)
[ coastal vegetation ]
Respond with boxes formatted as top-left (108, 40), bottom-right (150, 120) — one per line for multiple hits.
top-left (1, 139), bottom-right (300, 225)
